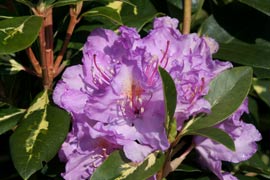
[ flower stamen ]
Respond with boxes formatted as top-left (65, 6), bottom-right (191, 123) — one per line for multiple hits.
top-left (93, 54), bottom-right (111, 83)
top-left (160, 40), bottom-right (170, 68)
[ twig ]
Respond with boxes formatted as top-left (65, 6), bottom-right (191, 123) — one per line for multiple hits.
top-left (53, 2), bottom-right (83, 77)
top-left (35, 6), bottom-right (55, 89)
top-left (25, 47), bottom-right (42, 77)
top-left (54, 60), bottom-right (68, 77)
top-left (38, 17), bottom-right (51, 89)
top-left (157, 130), bottom-right (186, 180)
top-left (164, 143), bottom-right (195, 177)
top-left (182, 0), bottom-right (192, 34)
top-left (23, 66), bottom-right (39, 76)
top-left (45, 7), bottom-right (54, 80)
top-left (171, 141), bottom-right (186, 157)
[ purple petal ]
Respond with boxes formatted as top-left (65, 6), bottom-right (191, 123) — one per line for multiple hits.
top-left (123, 141), bottom-right (153, 162)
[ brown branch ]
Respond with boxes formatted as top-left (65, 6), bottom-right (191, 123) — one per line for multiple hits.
top-left (157, 141), bottom-right (194, 180)
top-left (157, 147), bottom-right (173, 180)
top-left (38, 16), bottom-right (51, 89)
top-left (45, 7), bottom-right (54, 83)
top-left (35, 6), bottom-right (55, 89)
top-left (53, 2), bottom-right (83, 77)
top-left (164, 143), bottom-right (194, 177)
top-left (23, 66), bottom-right (39, 76)
top-left (54, 60), bottom-right (68, 77)
top-left (25, 47), bottom-right (42, 76)
top-left (157, 130), bottom-right (186, 180)
top-left (182, 0), bottom-right (192, 34)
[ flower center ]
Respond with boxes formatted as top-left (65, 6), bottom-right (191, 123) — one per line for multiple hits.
top-left (118, 82), bottom-right (152, 119)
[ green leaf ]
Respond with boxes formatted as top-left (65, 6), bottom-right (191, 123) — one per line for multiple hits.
top-left (176, 164), bottom-right (202, 173)
top-left (10, 90), bottom-right (70, 180)
top-left (238, 0), bottom-right (270, 16)
top-left (214, 42), bottom-right (270, 70)
top-left (53, 0), bottom-right (82, 7)
top-left (91, 150), bottom-right (165, 180)
top-left (0, 58), bottom-right (25, 74)
top-left (253, 67), bottom-right (270, 79)
top-left (158, 66), bottom-right (177, 142)
top-left (199, 10), bottom-right (269, 45)
top-left (187, 127), bottom-right (235, 151)
top-left (199, 15), bottom-right (233, 43)
top-left (199, 15), bottom-right (270, 70)
top-left (120, 0), bottom-right (161, 31)
top-left (253, 78), bottom-right (270, 108)
top-left (0, 105), bottom-right (25, 135)
top-left (0, 16), bottom-right (42, 54)
top-left (16, 0), bottom-right (35, 8)
top-left (82, 6), bottom-right (123, 26)
top-left (236, 152), bottom-right (270, 177)
top-left (235, 175), bottom-right (260, 180)
top-left (248, 97), bottom-right (259, 124)
top-left (184, 67), bottom-right (252, 131)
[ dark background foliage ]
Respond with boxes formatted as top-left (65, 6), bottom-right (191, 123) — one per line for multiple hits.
top-left (0, 0), bottom-right (269, 179)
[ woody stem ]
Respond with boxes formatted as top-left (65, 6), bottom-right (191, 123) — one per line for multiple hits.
top-left (182, 0), bottom-right (192, 34)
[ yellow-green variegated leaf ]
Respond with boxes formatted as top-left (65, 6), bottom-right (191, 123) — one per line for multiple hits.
top-left (10, 90), bottom-right (70, 180)
top-left (0, 58), bottom-right (25, 74)
top-left (0, 16), bottom-right (42, 54)
top-left (91, 150), bottom-right (165, 180)
top-left (0, 104), bottom-right (25, 135)
top-left (253, 78), bottom-right (270, 108)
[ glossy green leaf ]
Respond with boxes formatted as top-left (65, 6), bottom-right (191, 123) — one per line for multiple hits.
top-left (199, 6), bottom-right (269, 44)
top-left (166, 0), bottom-right (182, 9)
top-left (0, 58), bottom-right (25, 74)
top-left (0, 16), bottom-right (42, 54)
top-left (253, 78), bottom-right (270, 108)
top-left (199, 15), bottom-right (270, 70)
top-left (120, 0), bottom-right (160, 31)
top-left (253, 67), bottom-right (270, 79)
top-left (214, 42), bottom-right (270, 70)
top-left (248, 97), bottom-right (259, 124)
top-left (158, 66), bottom-right (177, 142)
top-left (91, 150), bottom-right (165, 180)
top-left (238, 0), bottom-right (270, 16)
top-left (176, 164), bottom-right (202, 173)
top-left (184, 67), bottom-right (252, 132)
top-left (235, 175), bottom-right (260, 180)
top-left (188, 127), bottom-right (235, 151)
top-left (10, 91), bottom-right (70, 180)
top-left (0, 106), bottom-right (25, 135)
top-left (236, 152), bottom-right (270, 176)
top-left (53, 0), bottom-right (82, 7)
top-left (16, 0), bottom-right (35, 8)
top-left (190, 0), bottom-right (207, 29)
top-left (199, 15), bottom-right (233, 43)
top-left (82, 6), bottom-right (123, 26)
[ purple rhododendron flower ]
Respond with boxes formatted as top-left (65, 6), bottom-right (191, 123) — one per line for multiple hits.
top-left (195, 99), bottom-right (262, 180)
top-left (53, 16), bottom-right (261, 179)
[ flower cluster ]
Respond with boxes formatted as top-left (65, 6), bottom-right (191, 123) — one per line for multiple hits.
top-left (53, 16), bottom-right (261, 180)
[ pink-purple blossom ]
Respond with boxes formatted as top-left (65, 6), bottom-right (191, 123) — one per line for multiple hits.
top-left (194, 99), bottom-right (262, 180)
top-left (53, 16), bottom-right (261, 180)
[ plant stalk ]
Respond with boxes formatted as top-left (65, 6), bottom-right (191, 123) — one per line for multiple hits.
top-left (37, 7), bottom-right (54, 90)
top-left (182, 0), bottom-right (192, 34)
top-left (25, 47), bottom-right (42, 77)
top-left (53, 2), bottom-right (83, 77)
